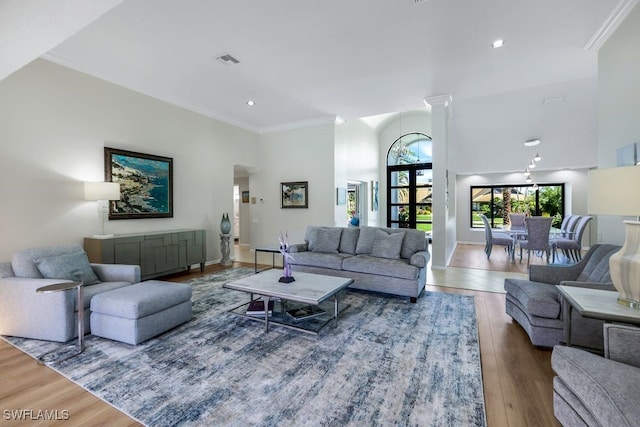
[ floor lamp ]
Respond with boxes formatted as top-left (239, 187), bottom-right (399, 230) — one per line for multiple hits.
top-left (588, 165), bottom-right (640, 308)
top-left (84, 182), bottom-right (121, 239)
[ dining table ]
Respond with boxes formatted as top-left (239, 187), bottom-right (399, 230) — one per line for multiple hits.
top-left (500, 225), bottom-right (564, 262)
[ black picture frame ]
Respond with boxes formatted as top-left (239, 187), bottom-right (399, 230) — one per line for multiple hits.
top-left (281, 181), bottom-right (308, 208)
top-left (105, 147), bottom-right (173, 219)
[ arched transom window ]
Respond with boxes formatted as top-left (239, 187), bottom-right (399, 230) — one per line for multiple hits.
top-left (386, 132), bottom-right (433, 231)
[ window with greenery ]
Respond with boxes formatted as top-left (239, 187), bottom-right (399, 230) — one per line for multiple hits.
top-left (470, 184), bottom-right (565, 229)
top-left (387, 133), bottom-right (433, 231)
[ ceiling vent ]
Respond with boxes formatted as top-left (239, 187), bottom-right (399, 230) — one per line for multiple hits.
top-left (412, 0), bottom-right (429, 4)
top-left (217, 54), bottom-right (240, 65)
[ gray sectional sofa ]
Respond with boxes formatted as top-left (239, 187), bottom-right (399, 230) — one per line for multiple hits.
top-left (288, 226), bottom-right (430, 302)
top-left (552, 324), bottom-right (640, 426)
top-left (0, 244), bottom-right (140, 342)
top-left (504, 244), bottom-right (620, 350)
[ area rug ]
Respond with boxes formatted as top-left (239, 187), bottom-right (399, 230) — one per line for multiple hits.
top-left (3, 267), bottom-right (486, 426)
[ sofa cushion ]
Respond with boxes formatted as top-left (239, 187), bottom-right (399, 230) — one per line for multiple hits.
top-left (315, 228), bottom-right (342, 253)
top-left (356, 227), bottom-right (426, 259)
top-left (12, 245), bottom-right (88, 278)
top-left (35, 252), bottom-right (100, 285)
top-left (339, 227), bottom-right (360, 255)
top-left (503, 278), bottom-right (560, 319)
top-left (0, 262), bottom-right (14, 278)
top-left (399, 229), bottom-right (427, 260)
top-left (90, 281), bottom-right (192, 319)
top-left (552, 345), bottom-right (640, 427)
top-left (76, 281), bottom-right (132, 310)
top-left (289, 251), bottom-right (350, 270)
top-left (342, 255), bottom-right (419, 280)
top-left (576, 244), bottom-right (619, 283)
top-left (355, 227), bottom-right (381, 255)
top-left (371, 231), bottom-right (404, 259)
top-left (308, 227), bottom-right (342, 254)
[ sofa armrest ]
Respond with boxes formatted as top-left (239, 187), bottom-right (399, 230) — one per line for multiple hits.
top-left (288, 243), bottom-right (308, 253)
top-left (529, 264), bottom-right (582, 284)
top-left (558, 280), bottom-right (616, 292)
top-left (0, 262), bottom-right (14, 278)
top-left (604, 324), bottom-right (640, 368)
top-left (0, 277), bottom-right (76, 341)
top-left (91, 263), bottom-right (141, 284)
top-left (410, 251), bottom-right (430, 268)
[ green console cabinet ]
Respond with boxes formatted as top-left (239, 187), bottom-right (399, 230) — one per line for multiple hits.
top-left (84, 229), bottom-right (206, 280)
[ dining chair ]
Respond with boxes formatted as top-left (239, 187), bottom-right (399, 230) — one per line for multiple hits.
top-left (560, 215), bottom-right (581, 238)
top-left (509, 213), bottom-right (526, 230)
top-left (518, 216), bottom-right (555, 264)
top-left (480, 214), bottom-right (513, 259)
top-left (553, 215), bottom-right (593, 262)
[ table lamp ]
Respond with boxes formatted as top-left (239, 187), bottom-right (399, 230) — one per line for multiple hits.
top-left (588, 165), bottom-right (640, 308)
top-left (84, 182), bottom-right (121, 238)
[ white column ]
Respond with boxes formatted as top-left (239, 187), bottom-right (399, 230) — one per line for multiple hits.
top-left (424, 95), bottom-right (453, 269)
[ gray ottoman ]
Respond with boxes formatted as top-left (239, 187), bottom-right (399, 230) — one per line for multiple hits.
top-left (90, 280), bottom-right (192, 345)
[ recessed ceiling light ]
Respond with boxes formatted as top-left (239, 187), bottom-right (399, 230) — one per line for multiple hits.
top-left (247, 100), bottom-right (255, 106)
top-left (492, 39), bottom-right (505, 48)
top-left (524, 138), bottom-right (541, 147)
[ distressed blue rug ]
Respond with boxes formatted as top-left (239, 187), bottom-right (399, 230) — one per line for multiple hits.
top-left (3, 268), bottom-right (486, 426)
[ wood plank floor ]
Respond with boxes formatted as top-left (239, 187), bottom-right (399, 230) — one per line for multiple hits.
top-left (0, 245), bottom-right (560, 426)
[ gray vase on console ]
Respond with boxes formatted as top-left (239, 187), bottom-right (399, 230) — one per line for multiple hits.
top-left (220, 213), bottom-right (231, 235)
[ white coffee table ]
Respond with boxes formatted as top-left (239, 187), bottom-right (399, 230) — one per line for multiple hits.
top-left (224, 270), bottom-right (353, 335)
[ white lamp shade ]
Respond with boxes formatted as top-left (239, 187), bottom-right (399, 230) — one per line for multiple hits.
top-left (84, 182), bottom-right (121, 201)
top-left (588, 166), bottom-right (640, 216)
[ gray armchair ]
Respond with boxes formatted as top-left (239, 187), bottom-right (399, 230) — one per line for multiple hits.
top-left (504, 244), bottom-right (620, 349)
top-left (0, 245), bottom-right (140, 342)
top-left (552, 324), bottom-right (640, 426)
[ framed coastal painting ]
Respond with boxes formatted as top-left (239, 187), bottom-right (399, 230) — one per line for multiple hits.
top-left (104, 147), bottom-right (173, 219)
top-left (281, 181), bottom-right (308, 208)
top-left (242, 191), bottom-right (250, 203)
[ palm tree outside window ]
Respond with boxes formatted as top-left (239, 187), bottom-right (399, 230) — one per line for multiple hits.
top-left (387, 133), bottom-right (432, 231)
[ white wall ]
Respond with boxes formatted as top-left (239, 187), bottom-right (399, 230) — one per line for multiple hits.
top-left (596, 4), bottom-right (640, 245)
top-left (456, 169), bottom-right (591, 246)
top-left (250, 123), bottom-right (335, 247)
top-left (448, 79), bottom-right (599, 175)
top-left (334, 119), bottom-right (379, 227)
top-left (0, 59), bottom-right (259, 262)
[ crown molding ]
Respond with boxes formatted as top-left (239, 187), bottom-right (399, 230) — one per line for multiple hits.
top-left (584, 0), bottom-right (639, 51)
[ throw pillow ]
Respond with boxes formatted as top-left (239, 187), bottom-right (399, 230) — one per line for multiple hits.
top-left (306, 226), bottom-right (323, 251)
top-left (339, 227), bottom-right (360, 255)
top-left (35, 252), bottom-right (100, 285)
top-left (312, 228), bottom-right (343, 253)
top-left (355, 227), bottom-right (379, 254)
top-left (371, 231), bottom-right (405, 259)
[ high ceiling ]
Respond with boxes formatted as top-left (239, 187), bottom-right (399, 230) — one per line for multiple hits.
top-left (35, 0), bottom-right (625, 134)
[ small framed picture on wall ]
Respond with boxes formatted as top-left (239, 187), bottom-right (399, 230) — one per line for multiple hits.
top-left (281, 181), bottom-right (308, 208)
